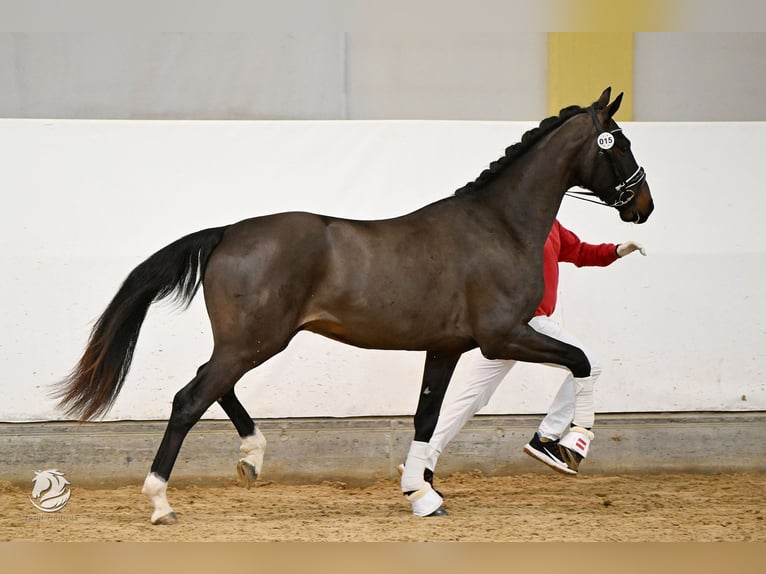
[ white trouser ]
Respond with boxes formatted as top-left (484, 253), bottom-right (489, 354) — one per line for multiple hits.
top-left (425, 314), bottom-right (601, 472)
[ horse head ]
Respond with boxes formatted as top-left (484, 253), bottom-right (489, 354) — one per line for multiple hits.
top-left (580, 87), bottom-right (654, 224)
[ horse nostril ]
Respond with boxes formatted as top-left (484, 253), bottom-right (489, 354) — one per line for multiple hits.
top-left (637, 199), bottom-right (655, 223)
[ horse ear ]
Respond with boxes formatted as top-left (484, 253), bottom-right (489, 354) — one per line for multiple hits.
top-left (596, 87), bottom-right (612, 109)
top-left (607, 92), bottom-right (624, 118)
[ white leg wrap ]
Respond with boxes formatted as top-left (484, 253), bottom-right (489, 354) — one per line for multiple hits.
top-left (141, 472), bottom-right (175, 524)
top-left (559, 427), bottom-right (595, 459)
top-left (239, 427), bottom-right (267, 475)
top-left (401, 441), bottom-right (437, 493)
top-left (539, 376), bottom-right (576, 439)
top-left (406, 484), bottom-right (444, 517)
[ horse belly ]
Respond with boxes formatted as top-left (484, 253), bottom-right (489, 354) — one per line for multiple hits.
top-left (302, 293), bottom-right (472, 351)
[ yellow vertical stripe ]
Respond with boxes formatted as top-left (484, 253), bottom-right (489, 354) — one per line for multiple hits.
top-left (548, 0), bottom-right (674, 31)
top-left (547, 33), bottom-right (633, 120)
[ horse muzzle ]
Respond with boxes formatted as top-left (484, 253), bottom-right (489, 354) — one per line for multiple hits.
top-left (619, 181), bottom-right (654, 224)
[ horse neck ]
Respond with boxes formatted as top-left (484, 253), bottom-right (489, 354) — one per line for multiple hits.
top-left (482, 118), bottom-right (592, 246)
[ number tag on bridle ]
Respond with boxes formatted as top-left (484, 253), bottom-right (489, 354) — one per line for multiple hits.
top-left (597, 132), bottom-right (615, 150)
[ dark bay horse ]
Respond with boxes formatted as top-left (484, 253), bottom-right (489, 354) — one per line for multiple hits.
top-left (56, 88), bottom-right (653, 524)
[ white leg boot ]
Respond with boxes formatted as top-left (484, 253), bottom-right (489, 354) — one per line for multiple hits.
top-left (401, 441), bottom-right (445, 516)
top-left (558, 427), bottom-right (595, 473)
top-left (237, 427), bottom-right (267, 488)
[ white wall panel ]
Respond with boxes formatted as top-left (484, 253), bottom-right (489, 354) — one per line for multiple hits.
top-left (1, 119), bottom-right (764, 421)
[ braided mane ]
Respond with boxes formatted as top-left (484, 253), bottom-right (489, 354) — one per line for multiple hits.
top-left (454, 104), bottom-right (587, 195)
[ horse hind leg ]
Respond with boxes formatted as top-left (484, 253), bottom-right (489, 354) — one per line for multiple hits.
top-left (217, 388), bottom-right (266, 488)
top-left (190, 364), bottom-right (265, 487)
top-left (141, 353), bottom-right (258, 525)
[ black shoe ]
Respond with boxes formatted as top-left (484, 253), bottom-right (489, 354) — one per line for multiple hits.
top-left (523, 432), bottom-right (577, 476)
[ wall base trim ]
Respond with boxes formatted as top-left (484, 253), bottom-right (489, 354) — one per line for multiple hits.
top-left (2, 412), bottom-right (763, 487)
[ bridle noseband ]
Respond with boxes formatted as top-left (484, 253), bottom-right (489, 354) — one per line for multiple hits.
top-left (565, 106), bottom-right (646, 212)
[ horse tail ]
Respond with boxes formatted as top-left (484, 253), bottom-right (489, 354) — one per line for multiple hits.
top-left (55, 226), bottom-right (230, 421)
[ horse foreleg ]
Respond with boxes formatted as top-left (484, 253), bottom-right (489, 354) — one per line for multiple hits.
top-left (142, 357), bottom-right (247, 525)
top-left (217, 388), bottom-right (266, 488)
top-left (402, 351), bottom-right (460, 517)
top-left (480, 323), bottom-right (591, 377)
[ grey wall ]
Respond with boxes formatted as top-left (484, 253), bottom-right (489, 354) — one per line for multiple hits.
top-left (2, 32), bottom-right (763, 121)
top-left (344, 33), bottom-right (547, 120)
top-left (633, 33), bottom-right (766, 120)
top-left (0, 32), bottom-right (547, 120)
top-left (0, 33), bottom-right (348, 119)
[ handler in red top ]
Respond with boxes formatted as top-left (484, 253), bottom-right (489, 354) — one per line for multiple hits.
top-left (421, 219), bottom-right (645, 479)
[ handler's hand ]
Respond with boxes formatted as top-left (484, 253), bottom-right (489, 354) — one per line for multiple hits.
top-left (616, 241), bottom-right (646, 257)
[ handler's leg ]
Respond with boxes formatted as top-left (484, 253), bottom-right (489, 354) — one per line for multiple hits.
top-left (426, 354), bottom-right (515, 472)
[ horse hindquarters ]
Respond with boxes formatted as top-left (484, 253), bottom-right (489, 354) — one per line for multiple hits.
top-left (201, 213), bottom-right (331, 351)
top-left (145, 216), bottom-right (326, 522)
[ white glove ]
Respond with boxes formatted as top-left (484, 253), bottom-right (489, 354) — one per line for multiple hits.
top-left (616, 241), bottom-right (646, 257)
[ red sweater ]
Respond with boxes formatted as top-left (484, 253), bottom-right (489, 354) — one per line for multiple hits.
top-left (535, 220), bottom-right (618, 317)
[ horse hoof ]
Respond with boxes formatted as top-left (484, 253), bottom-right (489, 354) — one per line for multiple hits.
top-left (428, 506), bottom-right (448, 517)
top-left (151, 511), bottom-right (177, 525)
top-left (237, 459), bottom-right (258, 488)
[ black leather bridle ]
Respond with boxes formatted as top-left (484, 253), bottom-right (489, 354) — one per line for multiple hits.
top-left (565, 106), bottom-right (647, 211)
